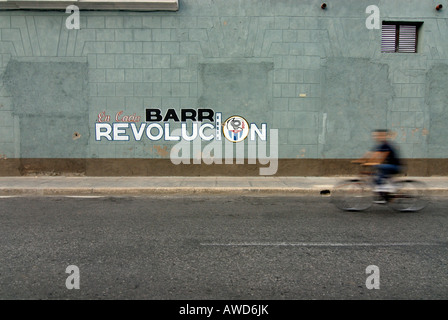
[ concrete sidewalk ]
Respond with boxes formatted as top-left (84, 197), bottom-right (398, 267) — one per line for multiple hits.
top-left (1, 176), bottom-right (448, 196)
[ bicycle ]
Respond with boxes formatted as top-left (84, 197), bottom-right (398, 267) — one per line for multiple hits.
top-left (331, 162), bottom-right (428, 212)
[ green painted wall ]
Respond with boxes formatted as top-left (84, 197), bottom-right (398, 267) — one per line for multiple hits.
top-left (0, 0), bottom-right (447, 161)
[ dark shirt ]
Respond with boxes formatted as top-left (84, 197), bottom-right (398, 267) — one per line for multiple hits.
top-left (372, 142), bottom-right (401, 166)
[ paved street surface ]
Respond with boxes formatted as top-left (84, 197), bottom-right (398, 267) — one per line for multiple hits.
top-left (0, 194), bottom-right (447, 300)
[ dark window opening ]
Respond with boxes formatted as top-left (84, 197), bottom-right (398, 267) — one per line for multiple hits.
top-left (381, 21), bottom-right (423, 53)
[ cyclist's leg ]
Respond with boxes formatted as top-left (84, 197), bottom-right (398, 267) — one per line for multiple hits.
top-left (374, 164), bottom-right (400, 192)
top-left (377, 164), bottom-right (399, 182)
top-left (374, 164), bottom-right (388, 186)
top-left (373, 165), bottom-right (385, 194)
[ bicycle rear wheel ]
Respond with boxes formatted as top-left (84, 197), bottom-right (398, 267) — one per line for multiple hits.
top-left (387, 179), bottom-right (428, 212)
top-left (331, 179), bottom-right (373, 211)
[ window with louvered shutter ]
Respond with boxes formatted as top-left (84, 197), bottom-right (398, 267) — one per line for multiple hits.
top-left (381, 22), bottom-right (421, 53)
top-left (398, 25), bottom-right (417, 53)
top-left (381, 24), bottom-right (397, 53)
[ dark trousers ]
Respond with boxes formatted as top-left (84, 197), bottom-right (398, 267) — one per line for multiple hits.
top-left (374, 164), bottom-right (401, 185)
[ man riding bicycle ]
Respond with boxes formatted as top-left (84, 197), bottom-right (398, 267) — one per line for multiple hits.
top-left (354, 129), bottom-right (402, 193)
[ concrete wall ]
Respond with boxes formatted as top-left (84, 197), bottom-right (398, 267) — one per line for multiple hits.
top-left (0, 0), bottom-right (447, 175)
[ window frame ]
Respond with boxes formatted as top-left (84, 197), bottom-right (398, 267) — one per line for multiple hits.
top-left (381, 21), bottom-right (423, 54)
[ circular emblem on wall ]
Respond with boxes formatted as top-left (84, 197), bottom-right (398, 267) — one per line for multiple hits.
top-left (223, 115), bottom-right (250, 143)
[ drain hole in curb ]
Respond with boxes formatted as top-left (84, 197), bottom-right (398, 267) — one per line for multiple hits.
top-left (320, 189), bottom-right (331, 195)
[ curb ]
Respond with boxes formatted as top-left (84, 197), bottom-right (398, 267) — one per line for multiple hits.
top-left (1, 187), bottom-right (447, 196)
top-left (0, 187), bottom-right (326, 196)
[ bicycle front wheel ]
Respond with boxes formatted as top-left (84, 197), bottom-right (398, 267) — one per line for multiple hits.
top-left (387, 179), bottom-right (428, 212)
top-left (331, 179), bottom-right (373, 211)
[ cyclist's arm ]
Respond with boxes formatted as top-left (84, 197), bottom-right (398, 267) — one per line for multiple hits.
top-left (364, 151), bottom-right (389, 165)
top-left (352, 151), bottom-right (374, 164)
top-left (353, 151), bottom-right (389, 165)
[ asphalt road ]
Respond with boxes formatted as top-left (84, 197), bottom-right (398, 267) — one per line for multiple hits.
top-left (0, 195), bottom-right (447, 301)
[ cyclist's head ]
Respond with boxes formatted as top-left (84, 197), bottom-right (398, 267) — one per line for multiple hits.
top-left (372, 129), bottom-right (389, 142)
